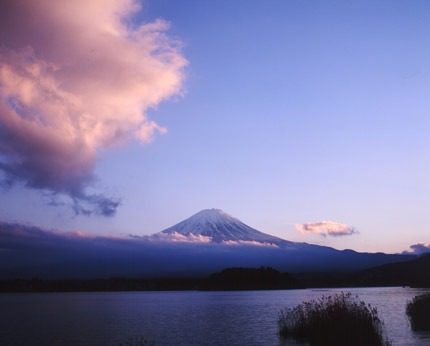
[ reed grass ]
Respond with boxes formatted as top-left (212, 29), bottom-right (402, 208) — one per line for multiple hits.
top-left (406, 293), bottom-right (430, 331)
top-left (119, 336), bottom-right (154, 346)
top-left (278, 292), bottom-right (391, 346)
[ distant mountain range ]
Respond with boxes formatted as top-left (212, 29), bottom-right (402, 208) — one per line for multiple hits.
top-left (0, 209), bottom-right (416, 279)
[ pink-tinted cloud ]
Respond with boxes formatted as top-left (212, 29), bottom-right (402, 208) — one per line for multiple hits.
top-left (296, 221), bottom-right (358, 237)
top-left (403, 242), bottom-right (430, 255)
top-left (0, 0), bottom-right (187, 215)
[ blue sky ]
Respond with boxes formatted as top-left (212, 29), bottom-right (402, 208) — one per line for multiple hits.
top-left (1, 0), bottom-right (429, 253)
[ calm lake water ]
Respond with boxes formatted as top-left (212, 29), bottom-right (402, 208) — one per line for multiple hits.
top-left (1, 287), bottom-right (430, 346)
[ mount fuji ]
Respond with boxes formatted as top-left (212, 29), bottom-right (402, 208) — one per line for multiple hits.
top-left (158, 208), bottom-right (291, 245)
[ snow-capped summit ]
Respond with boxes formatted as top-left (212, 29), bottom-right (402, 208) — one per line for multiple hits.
top-left (158, 208), bottom-right (290, 245)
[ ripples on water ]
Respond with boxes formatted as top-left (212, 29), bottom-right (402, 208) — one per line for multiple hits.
top-left (1, 287), bottom-right (430, 345)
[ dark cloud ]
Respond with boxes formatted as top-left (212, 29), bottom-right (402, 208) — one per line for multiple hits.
top-left (71, 194), bottom-right (121, 217)
top-left (403, 243), bottom-right (430, 255)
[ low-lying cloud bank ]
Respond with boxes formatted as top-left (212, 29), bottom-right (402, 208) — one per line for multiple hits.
top-left (222, 240), bottom-right (279, 247)
top-left (0, 0), bottom-right (187, 216)
top-left (296, 221), bottom-right (358, 237)
top-left (147, 231), bottom-right (213, 243)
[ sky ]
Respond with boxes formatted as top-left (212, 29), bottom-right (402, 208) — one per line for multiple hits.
top-left (1, 0), bottom-right (429, 254)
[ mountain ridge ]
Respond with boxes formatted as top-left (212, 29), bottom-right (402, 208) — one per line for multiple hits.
top-left (0, 210), bottom-right (416, 279)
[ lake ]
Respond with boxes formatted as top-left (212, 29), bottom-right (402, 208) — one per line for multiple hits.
top-left (1, 287), bottom-right (430, 345)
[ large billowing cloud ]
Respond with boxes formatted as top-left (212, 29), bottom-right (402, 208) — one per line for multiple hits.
top-left (403, 242), bottom-right (430, 255)
top-left (0, 0), bottom-right (187, 216)
top-left (296, 221), bottom-right (358, 237)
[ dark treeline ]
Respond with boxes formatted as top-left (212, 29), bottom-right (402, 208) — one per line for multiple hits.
top-left (2, 255), bottom-right (430, 292)
top-left (200, 267), bottom-right (298, 290)
top-left (1, 267), bottom-right (298, 292)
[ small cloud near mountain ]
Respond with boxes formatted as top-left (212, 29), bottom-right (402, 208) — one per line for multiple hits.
top-left (403, 242), bottom-right (430, 255)
top-left (296, 221), bottom-right (358, 237)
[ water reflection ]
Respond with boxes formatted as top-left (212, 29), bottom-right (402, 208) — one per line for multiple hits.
top-left (0, 287), bottom-right (429, 345)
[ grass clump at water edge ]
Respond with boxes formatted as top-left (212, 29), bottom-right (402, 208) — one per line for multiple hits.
top-left (406, 292), bottom-right (430, 331)
top-left (278, 292), bottom-right (391, 346)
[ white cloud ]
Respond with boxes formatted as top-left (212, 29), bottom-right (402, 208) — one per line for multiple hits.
top-left (222, 240), bottom-right (279, 247)
top-left (149, 232), bottom-right (213, 244)
top-left (296, 221), bottom-right (358, 237)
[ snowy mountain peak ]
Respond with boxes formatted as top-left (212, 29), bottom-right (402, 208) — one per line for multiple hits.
top-left (157, 208), bottom-right (290, 245)
top-left (187, 208), bottom-right (240, 224)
